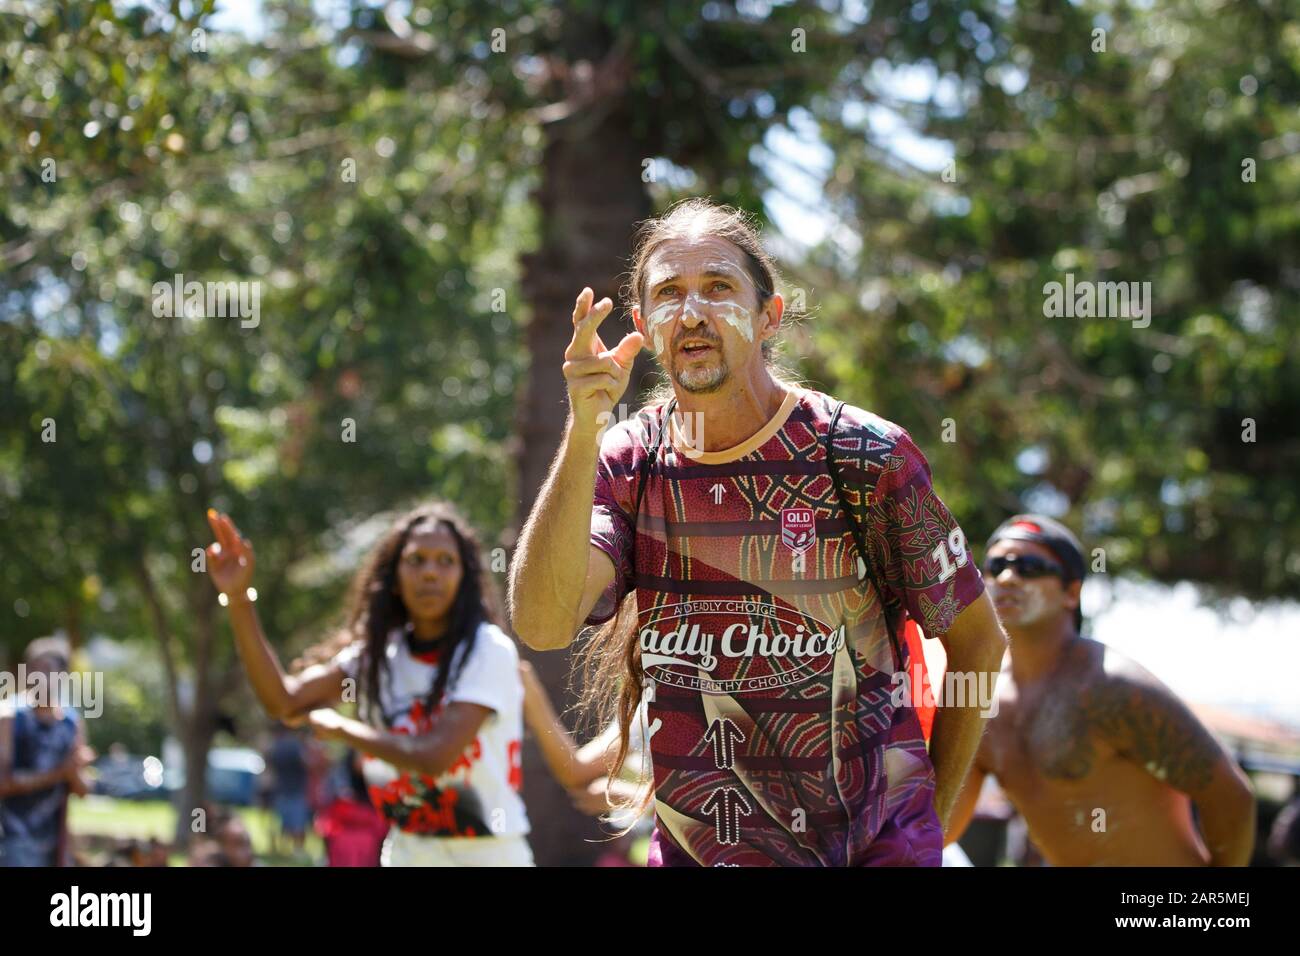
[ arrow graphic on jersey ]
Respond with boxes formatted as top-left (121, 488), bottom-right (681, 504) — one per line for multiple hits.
top-left (702, 717), bottom-right (746, 769)
top-left (701, 786), bottom-right (752, 846)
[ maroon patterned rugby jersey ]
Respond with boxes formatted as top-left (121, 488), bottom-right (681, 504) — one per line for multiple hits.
top-left (587, 386), bottom-right (984, 866)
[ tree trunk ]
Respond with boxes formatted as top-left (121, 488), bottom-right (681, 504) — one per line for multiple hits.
top-left (176, 716), bottom-right (216, 847)
top-left (176, 594), bottom-right (223, 848)
top-left (132, 555), bottom-right (201, 847)
top-left (513, 99), bottom-right (652, 865)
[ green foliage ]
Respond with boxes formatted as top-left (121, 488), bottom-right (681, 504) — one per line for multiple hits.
top-left (806, 0), bottom-right (1299, 597)
top-left (87, 648), bottom-right (171, 756)
top-left (1, 0), bottom-right (1294, 751)
top-left (2, 1), bottom-right (527, 668)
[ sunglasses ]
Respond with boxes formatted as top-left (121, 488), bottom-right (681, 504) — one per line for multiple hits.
top-left (982, 553), bottom-right (1065, 580)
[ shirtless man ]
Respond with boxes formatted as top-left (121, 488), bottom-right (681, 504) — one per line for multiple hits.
top-left (946, 515), bottom-right (1255, 866)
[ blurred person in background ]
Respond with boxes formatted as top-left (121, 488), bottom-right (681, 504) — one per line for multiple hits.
top-left (204, 501), bottom-right (532, 866)
top-left (217, 813), bottom-right (256, 867)
top-left (305, 734), bottom-right (331, 824)
top-left (187, 807), bottom-right (256, 867)
top-left (134, 836), bottom-right (170, 867)
top-left (104, 835), bottom-right (171, 868)
top-left (315, 750), bottom-right (390, 867)
top-left (188, 837), bottom-right (224, 867)
top-left (265, 723), bottom-right (311, 857)
top-left (946, 515), bottom-right (1256, 866)
top-left (0, 635), bottom-right (95, 867)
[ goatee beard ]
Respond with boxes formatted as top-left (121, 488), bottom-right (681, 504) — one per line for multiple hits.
top-left (673, 360), bottom-right (729, 394)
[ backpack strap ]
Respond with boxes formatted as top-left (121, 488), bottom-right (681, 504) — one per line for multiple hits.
top-left (825, 400), bottom-right (904, 672)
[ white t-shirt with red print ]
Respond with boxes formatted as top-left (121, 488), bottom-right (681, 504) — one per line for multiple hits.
top-left (334, 621), bottom-right (529, 840)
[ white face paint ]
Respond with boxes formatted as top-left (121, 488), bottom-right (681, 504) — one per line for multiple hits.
top-left (644, 293), bottom-right (754, 357)
top-left (644, 293), bottom-right (756, 357)
top-left (681, 290), bottom-right (707, 324)
top-left (644, 299), bottom-right (679, 357)
top-left (698, 261), bottom-right (757, 342)
top-left (641, 240), bottom-right (767, 378)
top-left (712, 299), bottom-right (755, 342)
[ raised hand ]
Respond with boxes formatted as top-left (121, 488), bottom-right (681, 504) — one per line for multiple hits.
top-left (203, 509), bottom-right (256, 597)
top-left (562, 287), bottom-right (644, 435)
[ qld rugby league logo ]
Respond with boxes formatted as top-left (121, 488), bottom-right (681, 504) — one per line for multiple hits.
top-left (780, 507), bottom-right (816, 556)
top-left (639, 600), bottom-right (846, 695)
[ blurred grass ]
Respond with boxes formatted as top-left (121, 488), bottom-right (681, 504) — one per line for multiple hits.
top-left (69, 795), bottom-right (324, 866)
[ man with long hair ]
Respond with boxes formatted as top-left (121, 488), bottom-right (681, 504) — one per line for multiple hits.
top-left (510, 198), bottom-right (1007, 866)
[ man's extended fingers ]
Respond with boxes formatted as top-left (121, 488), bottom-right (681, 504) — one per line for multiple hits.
top-left (574, 297), bottom-right (613, 343)
top-left (563, 354), bottom-right (624, 380)
top-left (570, 287), bottom-right (592, 325)
top-left (226, 514), bottom-right (247, 547)
top-left (572, 373), bottom-right (621, 399)
top-left (568, 293), bottom-right (614, 356)
top-left (222, 514), bottom-right (249, 556)
top-left (608, 330), bottom-right (644, 369)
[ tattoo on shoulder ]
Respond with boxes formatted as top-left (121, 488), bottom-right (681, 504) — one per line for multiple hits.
top-left (1080, 676), bottom-right (1218, 792)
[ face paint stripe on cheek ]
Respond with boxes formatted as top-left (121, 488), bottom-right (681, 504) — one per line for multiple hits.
top-left (645, 300), bottom-right (679, 356)
top-left (712, 300), bottom-right (756, 343)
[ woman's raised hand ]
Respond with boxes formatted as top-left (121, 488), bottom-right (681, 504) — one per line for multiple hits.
top-left (204, 509), bottom-right (256, 597)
